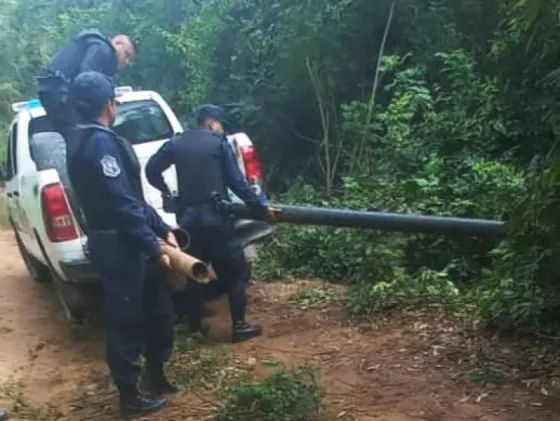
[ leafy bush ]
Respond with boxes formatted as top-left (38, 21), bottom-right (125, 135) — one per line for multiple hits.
top-left (470, 156), bottom-right (560, 333)
top-left (471, 275), bottom-right (548, 334)
top-left (214, 365), bottom-right (325, 421)
top-left (346, 268), bottom-right (460, 316)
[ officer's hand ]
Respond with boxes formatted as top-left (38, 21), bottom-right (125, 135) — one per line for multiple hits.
top-left (159, 254), bottom-right (172, 269)
top-left (264, 206), bottom-right (281, 224)
top-left (165, 231), bottom-right (179, 248)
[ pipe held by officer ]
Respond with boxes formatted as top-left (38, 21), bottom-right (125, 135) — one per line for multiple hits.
top-left (220, 202), bottom-right (506, 238)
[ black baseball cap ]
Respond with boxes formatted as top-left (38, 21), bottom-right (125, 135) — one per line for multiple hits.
top-left (196, 104), bottom-right (229, 125)
top-left (71, 71), bottom-right (116, 119)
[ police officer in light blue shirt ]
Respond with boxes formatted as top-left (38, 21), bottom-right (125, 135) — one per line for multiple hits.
top-left (67, 71), bottom-right (177, 419)
top-left (145, 104), bottom-right (278, 343)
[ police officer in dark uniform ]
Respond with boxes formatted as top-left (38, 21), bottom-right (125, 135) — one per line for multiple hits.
top-left (145, 104), bottom-right (278, 343)
top-left (67, 71), bottom-right (177, 419)
top-left (37, 29), bottom-right (134, 140)
top-left (0, 408), bottom-right (7, 420)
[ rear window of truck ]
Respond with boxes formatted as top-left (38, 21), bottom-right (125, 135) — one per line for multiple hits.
top-left (112, 99), bottom-right (174, 145)
top-left (28, 99), bottom-right (174, 145)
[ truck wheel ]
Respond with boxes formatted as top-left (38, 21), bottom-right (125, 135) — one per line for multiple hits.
top-left (52, 274), bottom-right (88, 323)
top-left (244, 244), bottom-right (257, 282)
top-left (14, 230), bottom-right (52, 284)
top-left (246, 261), bottom-right (254, 283)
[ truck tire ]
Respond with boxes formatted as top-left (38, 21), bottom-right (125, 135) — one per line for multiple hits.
top-left (244, 244), bottom-right (258, 281)
top-left (31, 231), bottom-right (95, 323)
top-left (52, 273), bottom-right (88, 323)
top-left (14, 230), bottom-right (52, 284)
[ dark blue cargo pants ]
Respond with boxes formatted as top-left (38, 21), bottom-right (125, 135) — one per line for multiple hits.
top-left (177, 218), bottom-right (248, 326)
top-left (88, 230), bottom-right (174, 393)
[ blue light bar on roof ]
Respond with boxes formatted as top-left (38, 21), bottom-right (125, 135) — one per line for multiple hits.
top-left (27, 99), bottom-right (42, 109)
top-left (11, 98), bottom-right (43, 113)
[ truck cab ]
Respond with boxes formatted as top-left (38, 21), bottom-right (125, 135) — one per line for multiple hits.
top-left (3, 87), bottom-right (274, 321)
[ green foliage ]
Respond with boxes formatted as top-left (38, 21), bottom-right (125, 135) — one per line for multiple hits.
top-left (471, 275), bottom-right (548, 333)
top-left (214, 365), bottom-right (325, 421)
top-left (347, 268), bottom-right (460, 316)
top-left (168, 326), bottom-right (240, 392)
top-left (258, 46), bottom-right (531, 329)
top-left (469, 149), bottom-right (560, 333)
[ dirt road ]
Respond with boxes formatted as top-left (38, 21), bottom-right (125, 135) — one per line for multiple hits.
top-left (0, 229), bottom-right (559, 420)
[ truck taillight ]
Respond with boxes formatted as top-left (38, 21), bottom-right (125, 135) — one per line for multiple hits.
top-left (41, 183), bottom-right (78, 243)
top-left (240, 145), bottom-right (263, 185)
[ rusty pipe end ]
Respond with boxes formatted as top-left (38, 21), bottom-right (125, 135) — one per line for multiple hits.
top-left (191, 261), bottom-right (212, 284)
top-left (172, 228), bottom-right (191, 250)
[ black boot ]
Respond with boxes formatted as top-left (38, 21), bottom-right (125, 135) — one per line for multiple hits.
top-left (141, 366), bottom-right (179, 396)
top-left (119, 388), bottom-right (167, 420)
top-left (232, 321), bottom-right (262, 343)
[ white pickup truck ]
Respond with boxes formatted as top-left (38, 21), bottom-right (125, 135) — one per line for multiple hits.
top-left (1, 87), bottom-right (275, 321)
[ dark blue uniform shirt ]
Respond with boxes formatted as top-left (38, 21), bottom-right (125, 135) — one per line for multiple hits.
top-left (39, 29), bottom-right (117, 81)
top-left (145, 136), bottom-right (268, 208)
top-left (69, 127), bottom-right (167, 260)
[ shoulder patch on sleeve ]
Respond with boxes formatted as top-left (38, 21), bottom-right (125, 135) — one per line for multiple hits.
top-left (100, 154), bottom-right (121, 178)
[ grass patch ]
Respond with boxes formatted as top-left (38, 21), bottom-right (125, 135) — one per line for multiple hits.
top-left (213, 364), bottom-right (326, 421)
top-left (173, 324), bottom-right (208, 353)
top-left (346, 268), bottom-right (461, 317)
top-left (169, 346), bottom-right (230, 391)
top-left (295, 285), bottom-right (341, 310)
top-left (169, 326), bottom-right (248, 392)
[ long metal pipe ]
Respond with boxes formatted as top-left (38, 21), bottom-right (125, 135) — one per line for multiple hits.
top-left (225, 202), bottom-right (506, 237)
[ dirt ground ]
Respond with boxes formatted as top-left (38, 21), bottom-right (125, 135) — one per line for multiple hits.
top-left (0, 229), bottom-right (559, 421)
